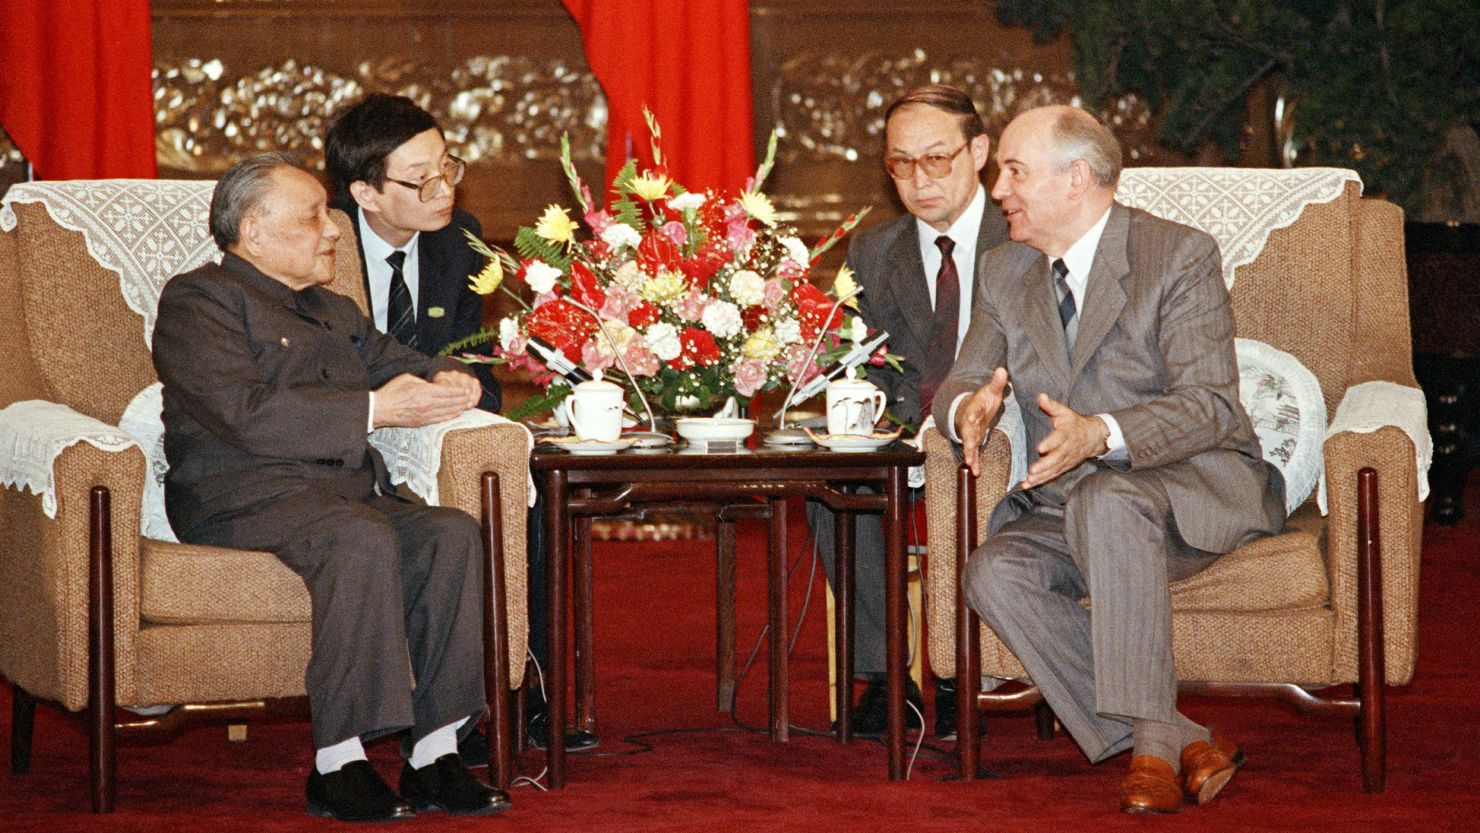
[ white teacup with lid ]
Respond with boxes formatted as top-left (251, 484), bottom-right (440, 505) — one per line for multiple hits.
top-left (825, 367), bottom-right (887, 436)
top-left (562, 373), bottom-right (625, 442)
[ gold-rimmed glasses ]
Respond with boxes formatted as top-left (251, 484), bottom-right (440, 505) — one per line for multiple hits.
top-left (385, 155), bottom-right (466, 202)
top-left (884, 143), bottom-right (968, 180)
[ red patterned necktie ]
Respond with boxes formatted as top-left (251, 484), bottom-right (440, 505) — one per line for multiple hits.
top-left (919, 235), bottom-right (960, 420)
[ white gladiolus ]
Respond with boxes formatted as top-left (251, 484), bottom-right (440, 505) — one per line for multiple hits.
top-left (645, 322), bottom-right (682, 361)
top-left (498, 316), bottom-right (521, 350)
top-left (524, 259), bottom-right (562, 294)
top-left (849, 315), bottom-right (868, 343)
top-left (600, 222), bottom-right (642, 251)
top-left (702, 300), bottom-right (743, 339)
top-left (729, 269), bottom-right (765, 306)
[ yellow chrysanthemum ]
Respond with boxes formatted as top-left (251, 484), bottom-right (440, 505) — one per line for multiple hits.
top-left (637, 269), bottom-right (687, 305)
top-left (534, 204), bottom-right (579, 244)
top-left (738, 190), bottom-right (777, 227)
top-left (629, 171), bottom-right (672, 202)
top-left (742, 327), bottom-right (782, 360)
top-left (467, 258), bottom-right (504, 296)
top-left (833, 263), bottom-right (860, 309)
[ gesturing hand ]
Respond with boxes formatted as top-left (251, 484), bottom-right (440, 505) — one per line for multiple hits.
top-left (373, 373), bottom-right (471, 428)
top-left (955, 367), bottom-right (1010, 476)
top-left (1020, 394), bottom-right (1109, 489)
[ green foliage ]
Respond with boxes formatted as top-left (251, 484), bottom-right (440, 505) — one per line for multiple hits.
top-left (507, 381), bottom-right (572, 423)
top-left (513, 226), bottom-right (572, 270)
top-left (995, 0), bottom-right (1480, 211)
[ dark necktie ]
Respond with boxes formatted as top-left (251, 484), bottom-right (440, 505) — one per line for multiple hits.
top-left (385, 250), bottom-right (417, 349)
top-left (918, 235), bottom-right (960, 420)
top-left (1052, 258), bottom-right (1077, 354)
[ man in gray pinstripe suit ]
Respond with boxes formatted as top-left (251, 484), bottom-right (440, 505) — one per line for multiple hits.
top-left (933, 106), bottom-right (1286, 813)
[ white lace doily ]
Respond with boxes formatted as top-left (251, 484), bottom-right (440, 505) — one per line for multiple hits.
top-left (0, 400), bottom-right (139, 518)
top-left (1116, 167), bottom-right (1362, 288)
top-left (0, 179), bottom-right (221, 346)
top-left (1317, 381), bottom-right (1431, 515)
top-left (118, 383), bottom-right (178, 542)
top-left (370, 410), bottom-right (536, 507)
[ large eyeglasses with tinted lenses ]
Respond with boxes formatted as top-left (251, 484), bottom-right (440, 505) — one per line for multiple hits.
top-left (385, 155), bottom-right (467, 202)
top-left (884, 143), bottom-right (969, 180)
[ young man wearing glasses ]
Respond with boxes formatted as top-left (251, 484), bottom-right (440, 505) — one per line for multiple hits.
top-left (325, 93), bottom-right (500, 412)
top-left (807, 84), bottom-right (1008, 738)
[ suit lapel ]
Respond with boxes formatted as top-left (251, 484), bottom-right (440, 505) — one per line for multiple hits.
top-left (884, 224), bottom-right (932, 350)
top-left (416, 231), bottom-right (449, 348)
top-left (1016, 253), bottom-right (1072, 391)
top-left (1069, 203), bottom-right (1130, 380)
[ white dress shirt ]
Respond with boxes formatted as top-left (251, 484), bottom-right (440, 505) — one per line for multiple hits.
top-left (916, 185), bottom-right (987, 355)
top-left (356, 207), bottom-right (422, 333)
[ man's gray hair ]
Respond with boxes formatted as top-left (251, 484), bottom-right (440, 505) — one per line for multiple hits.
top-left (1050, 109), bottom-right (1123, 189)
top-left (209, 151), bottom-right (305, 250)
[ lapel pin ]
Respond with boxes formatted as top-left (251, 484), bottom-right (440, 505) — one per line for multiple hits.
top-left (280, 337), bottom-right (290, 347)
top-left (427, 306), bottom-right (445, 319)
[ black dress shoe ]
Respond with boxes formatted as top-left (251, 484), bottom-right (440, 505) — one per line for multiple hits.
top-left (934, 678), bottom-right (987, 741)
top-left (399, 753), bottom-right (510, 816)
top-left (306, 760), bottom-right (415, 822)
top-left (847, 678), bottom-right (924, 735)
top-left (526, 709), bottom-right (601, 751)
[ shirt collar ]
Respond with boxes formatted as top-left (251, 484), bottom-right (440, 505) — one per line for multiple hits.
top-left (220, 251), bottom-right (299, 306)
top-left (1059, 205), bottom-right (1112, 286)
top-left (356, 206), bottom-right (420, 266)
top-left (915, 185), bottom-right (986, 254)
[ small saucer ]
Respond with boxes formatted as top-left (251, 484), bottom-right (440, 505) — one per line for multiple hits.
top-left (802, 427), bottom-right (901, 452)
top-left (763, 428), bottom-right (815, 447)
top-left (624, 431), bottom-right (674, 449)
top-left (543, 436), bottom-right (637, 455)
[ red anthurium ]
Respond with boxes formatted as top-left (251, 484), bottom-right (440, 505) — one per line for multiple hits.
top-left (570, 261), bottom-right (606, 310)
top-left (525, 298), bottom-right (598, 365)
top-left (792, 282), bottom-right (842, 340)
top-left (680, 238), bottom-right (729, 288)
top-left (637, 232), bottom-right (683, 276)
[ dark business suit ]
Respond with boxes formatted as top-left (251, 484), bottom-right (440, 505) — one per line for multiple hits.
top-left (153, 252), bottom-right (487, 750)
top-left (808, 205), bottom-right (1009, 677)
top-left (338, 201), bottom-right (501, 413)
top-left (932, 203), bottom-right (1285, 760)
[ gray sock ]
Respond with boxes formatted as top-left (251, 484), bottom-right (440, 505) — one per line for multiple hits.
top-left (1132, 714), bottom-right (1209, 773)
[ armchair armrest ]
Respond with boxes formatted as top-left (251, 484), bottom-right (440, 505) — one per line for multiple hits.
top-left (0, 417), bottom-right (149, 711)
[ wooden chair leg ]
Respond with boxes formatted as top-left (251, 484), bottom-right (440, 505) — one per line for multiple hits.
top-left (715, 518), bottom-right (737, 713)
top-left (515, 675), bottom-right (529, 753)
top-left (1033, 700), bottom-right (1057, 740)
top-left (955, 464), bottom-right (982, 780)
top-left (1356, 467), bottom-right (1387, 793)
top-left (480, 472), bottom-right (514, 792)
top-left (88, 486), bottom-right (117, 813)
top-left (10, 683), bottom-right (34, 775)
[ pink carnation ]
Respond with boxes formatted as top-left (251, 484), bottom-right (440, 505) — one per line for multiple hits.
top-left (623, 339), bottom-right (661, 377)
top-left (785, 343), bottom-right (820, 385)
top-left (732, 358), bottom-right (768, 397)
top-left (581, 340), bottom-right (615, 376)
top-left (599, 284), bottom-right (641, 321)
top-left (676, 287), bottom-right (709, 323)
top-left (761, 278), bottom-right (785, 310)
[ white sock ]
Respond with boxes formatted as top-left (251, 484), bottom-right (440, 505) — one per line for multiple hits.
top-left (408, 717), bottom-right (468, 769)
top-left (315, 736), bottom-right (367, 775)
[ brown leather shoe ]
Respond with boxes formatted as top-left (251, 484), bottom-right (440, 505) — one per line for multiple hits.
top-left (1119, 755), bottom-right (1183, 814)
top-left (1181, 731), bottom-right (1246, 805)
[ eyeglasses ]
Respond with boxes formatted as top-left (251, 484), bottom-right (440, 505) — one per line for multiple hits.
top-left (385, 155), bottom-right (466, 202)
top-left (884, 143), bottom-right (968, 180)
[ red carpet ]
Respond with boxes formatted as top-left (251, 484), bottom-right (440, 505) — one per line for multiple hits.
top-left (4, 482), bottom-right (1479, 831)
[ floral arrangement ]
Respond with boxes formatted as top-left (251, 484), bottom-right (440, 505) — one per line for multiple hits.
top-left (449, 113), bottom-right (899, 421)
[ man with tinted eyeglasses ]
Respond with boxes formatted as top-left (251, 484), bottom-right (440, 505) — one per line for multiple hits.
top-left (325, 93), bottom-right (500, 412)
top-left (806, 84), bottom-right (1009, 739)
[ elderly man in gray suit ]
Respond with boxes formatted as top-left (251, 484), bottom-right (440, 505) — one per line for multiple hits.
top-left (153, 153), bottom-right (508, 822)
top-left (807, 84), bottom-right (1008, 737)
top-left (935, 106), bottom-right (1285, 813)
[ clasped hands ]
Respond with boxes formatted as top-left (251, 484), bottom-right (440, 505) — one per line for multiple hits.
top-left (372, 370), bottom-right (481, 428)
top-left (955, 367), bottom-right (1110, 488)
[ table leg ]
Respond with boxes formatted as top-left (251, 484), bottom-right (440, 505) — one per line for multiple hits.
top-left (768, 497), bottom-right (789, 742)
top-left (544, 470), bottom-right (568, 788)
top-left (574, 510), bottom-right (596, 733)
top-left (834, 499), bottom-right (854, 743)
top-left (884, 466), bottom-right (906, 780)
top-left (716, 517), bottom-right (737, 713)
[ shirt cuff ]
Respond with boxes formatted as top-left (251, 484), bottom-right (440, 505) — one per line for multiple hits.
top-left (945, 392), bottom-right (972, 443)
top-left (367, 392), bottom-right (376, 434)
top-left (1097, 413), bottom-right (1128, 461)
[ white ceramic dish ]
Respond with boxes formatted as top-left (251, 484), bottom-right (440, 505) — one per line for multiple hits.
top-left (803, 427), bottom-right (900, 453)
top-left (675, 417), bottom-right (756, 445)
top-left (543, 436), bottom-right (637, 455)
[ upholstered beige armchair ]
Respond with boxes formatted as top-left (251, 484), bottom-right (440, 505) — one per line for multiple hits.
top-left (0, 180), bottom-right (529, 811)
top-left (921, 169), bottom-right (1425, 793)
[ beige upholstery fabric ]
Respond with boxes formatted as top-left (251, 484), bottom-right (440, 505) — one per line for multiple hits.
top-left (0, 184), bottom-right (527, 718)
top-left (923, 175), bottom-right (1422, 690)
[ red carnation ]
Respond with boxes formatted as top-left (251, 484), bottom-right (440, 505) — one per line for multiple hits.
top-left (628, 301), bottom-right (660, 330)
top-left (740, 305), bottom-right (766, 332)
top-left (671, 327), bottom-right (721, 369)
top-left (680, 237), bottom-right (730, 289)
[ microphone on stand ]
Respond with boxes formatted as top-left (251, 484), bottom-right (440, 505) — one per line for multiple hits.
top-left (768, 287), bottom-right (875, 444)
top-left (526, 335), bottom-right (593, 385)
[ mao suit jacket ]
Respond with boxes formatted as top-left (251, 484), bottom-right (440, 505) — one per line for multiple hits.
top-left (153, 252), bottom-right (466, 537)
top-left (846, 207), bottom-right (1009, 432)
top-left (336, 200), bottom-right (502, 412)
top-left (931, 202), bottom-right (1285, 553)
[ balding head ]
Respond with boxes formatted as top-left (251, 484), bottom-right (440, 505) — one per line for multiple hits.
top-left (990, 106), bottom-right (1121, 257)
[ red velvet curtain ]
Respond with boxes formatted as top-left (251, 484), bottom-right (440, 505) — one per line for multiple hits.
top-left (562, 0), bottom-right (755, 194)
top-left (0, 1), bottom-right (157, 180)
